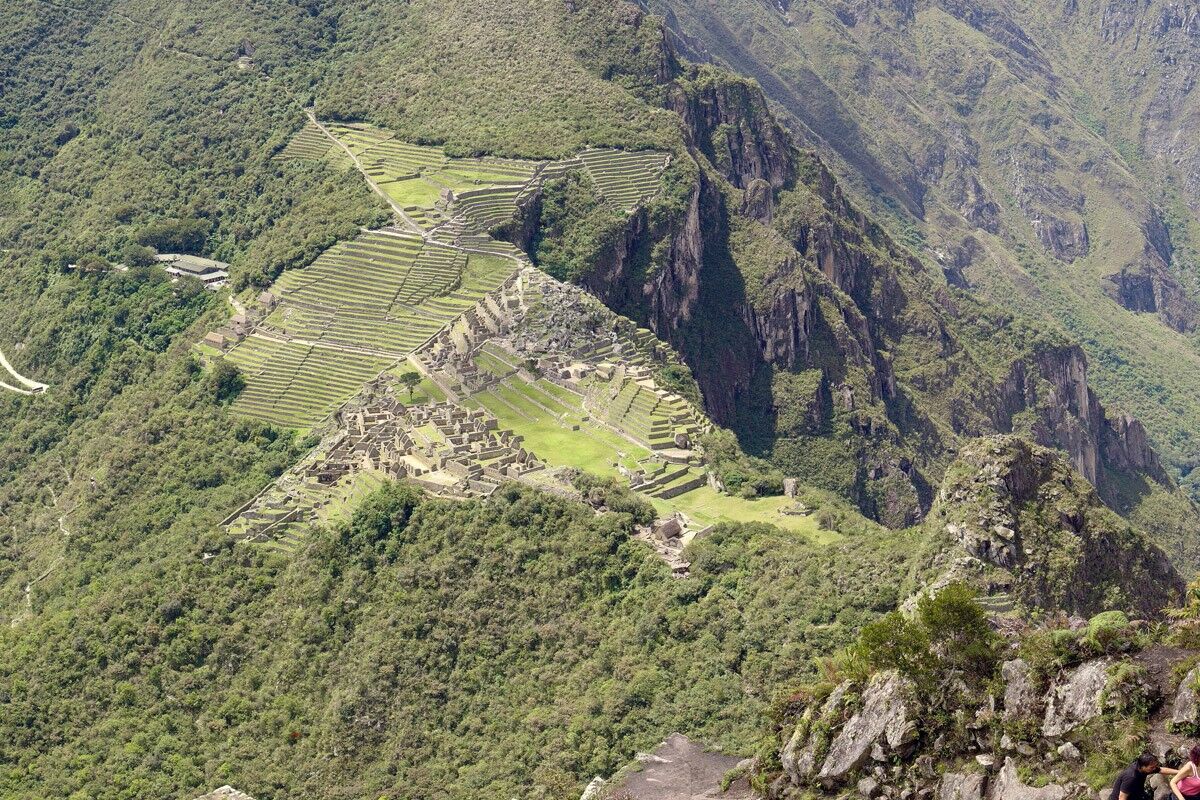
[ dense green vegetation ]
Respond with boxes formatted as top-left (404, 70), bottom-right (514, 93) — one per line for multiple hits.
top-left (0, 478), bottom-right (930, 799)
top-left (4, 1), bottom-right (1198, 797)
top-left (532, 172), bottom-right (629, 282)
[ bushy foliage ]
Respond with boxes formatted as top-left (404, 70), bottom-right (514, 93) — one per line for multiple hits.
top-left (842, 583), bottom-right (999, 692)
top-left (1018, 611), bottom-right (1144, 680)
top-left (137, 217), bottom-right (210, 254)
top-left (208, 360), bottom-right (245, 404)
top-left (571, 471), bottom-right (656, 525)
top-left (0, 471), bottom-right (929, 799)
top-left (531, 171), bottom-right (630, 282)
top-left (701, 428), bottom-right (786, 497)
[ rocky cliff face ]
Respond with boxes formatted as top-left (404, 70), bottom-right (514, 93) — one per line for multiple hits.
top-left (767, 612), bottom-right (1200, 800)
top-left (552, 51), bottom-right (1184, 529)
top-left (931, 436), bottom-right (1182, 616)
top-left (645, 0), bottom-right (1200, 501)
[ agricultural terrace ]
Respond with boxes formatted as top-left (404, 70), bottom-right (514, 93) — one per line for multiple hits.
top-left (225, 466), bottom-right (390, 554)
top-left (576, 149), bottom-right (672, 212)
top-left (224, 229), bottom-right (515, 429)
top-left (273, 122), bottom-right (352, 168)
top-left (223, 335), bottom-right (393, 429)
top-left (459, 354), bottom-right (819, 535)
top-left (229, 120), bottom-right (673, 432)
top-left (279, 120), bottom-right (671, 236)
top-left (323, 122), bottom-right (540, 234)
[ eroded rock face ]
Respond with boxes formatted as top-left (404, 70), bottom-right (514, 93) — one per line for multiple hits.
top-left (1042, 659), bottom-right (1112, 737)
top-left (935, 436), bottom-right (1182, 616)
top-left (1171, 665), bottom-right (1200, 733)
top-left (817, 671), bottom-right (917, 784)
top-left (940, 771), bottom-right (986, 800)
top-left (992, 757), bottom-right (1084, 800)
top-left (667, 75), bottom-right (795, 191)
top-left (781, 680), bottom-right (851, 784)
top-left (1002, 658), bottom-right (1040, 721)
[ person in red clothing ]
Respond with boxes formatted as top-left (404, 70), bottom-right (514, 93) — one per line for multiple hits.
top-left (1171, 746), bottom-right (1200, 800)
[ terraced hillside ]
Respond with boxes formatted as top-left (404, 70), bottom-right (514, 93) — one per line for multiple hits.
top-left (220, 117), bottom-right (829, 550)
top-left (223, 120), bottom-right (675, 431)
top-left (223, 336), bottom-right (393, 429)
top-left (272, 122), bottom-right (350, 168)
top-left (576, 148), bottom-right (671, 211)
top-left (222, 237), bottom-right (514, 429)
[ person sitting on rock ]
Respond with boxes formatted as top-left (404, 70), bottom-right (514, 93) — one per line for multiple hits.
top-left (1170, 746), bottom-right (1200, 800)
top-left (1112, 753), bottom-right (1178, 800)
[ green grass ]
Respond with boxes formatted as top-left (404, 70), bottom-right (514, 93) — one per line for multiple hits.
top-left (388, 359), bottom-right (447, 404)
top-left (475, 351), bottom-right (515, 377)
top-left (224, 224), bottom-right (523, 429)
top-left (654, 486), bottom-right (839, 541)
top-left (474, 383), bottom-right (648, 475)
top-left (383, 178), bottom-right (444, 208)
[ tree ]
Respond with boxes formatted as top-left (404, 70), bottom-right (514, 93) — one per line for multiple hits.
top-left (137, 218), bottom-right (209, 253)
top-left (119, 242), bottom-right (157, 268)
top-left (209, 360), bottom-right (245, 403)
top-left (398, 370), bottom-right (421, 401)
top-left (74, 254), bottom-right (109, 274)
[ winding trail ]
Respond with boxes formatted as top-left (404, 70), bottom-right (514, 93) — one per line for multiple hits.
top-left (0, 347), bottom-right (48, 395)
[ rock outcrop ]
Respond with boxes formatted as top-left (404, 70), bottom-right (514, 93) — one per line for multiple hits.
top-left (1170, 665), bottom-right (1200, 734)
top-left (1002, 658), bottom-right (1040, 721)
top-left (780, 671), bottom-right (917, 790)
top-left (769, 628), bottom-right (1200, 800)
top-left (819, 672), bottom-right (917, 784)
top-left (584, 733), bottom-right (752, 800)
top-left (940, 772), bottom-right (986, 800)
top-left (933, 436), bottom-right (1183, 616)
top-left (193, 788), bottom-right (256, 800)
top-left (992, 757), bottom-right (1087, 800)
top-left (1041, 658), bottom-right (1112, 737)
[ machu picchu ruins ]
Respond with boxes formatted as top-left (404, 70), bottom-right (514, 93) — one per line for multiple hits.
top-left (212, 116), bottom-right (813, 556)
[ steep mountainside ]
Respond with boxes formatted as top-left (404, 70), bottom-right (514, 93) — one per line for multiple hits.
top-left (1, 2), bottom-right (1199, 799)
top-left (646, 0), bottom-right (1200, 499)
top-left (927, 435), bottom-right (1182, 617)
top-left (526, 57), bottom-right (1197, 539)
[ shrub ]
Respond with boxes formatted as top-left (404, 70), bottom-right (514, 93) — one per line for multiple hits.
top-left (137, 217), bottom-right (210, 253)
top-left (850, 611), bottom-right (934, 686)
top-left (918, 583), bottom-right (999, 682)
top-left (209, 360), bottom-right (245, 404)
top-left (1019, 627), bottom-right (1083, 679)
top-left (1083, 611), bottom-right (1133, 654)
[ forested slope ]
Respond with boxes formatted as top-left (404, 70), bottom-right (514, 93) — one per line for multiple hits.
top-left (1, 2), bottom-right (1198, 799)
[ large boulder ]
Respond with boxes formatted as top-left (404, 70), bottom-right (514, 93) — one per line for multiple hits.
top-left (781, 680), bottom-right (851, 783)
top-left (595, 733), bottom-right (752, 799)
top-left (817, 671), bottom-right (917, 784)
top-left (1043, 659), bottom-right (1112, 737)
top-left (992, 758), bottom-right (1086, 800)
top-left (940, 772), bottom-right (986, 800)
top-left (1171, 665), bottom-right (1200, 733)
top-left (194, 789), bottom-right (257, 800)
top-left (1002, 658), bottom-right (1040, 720)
